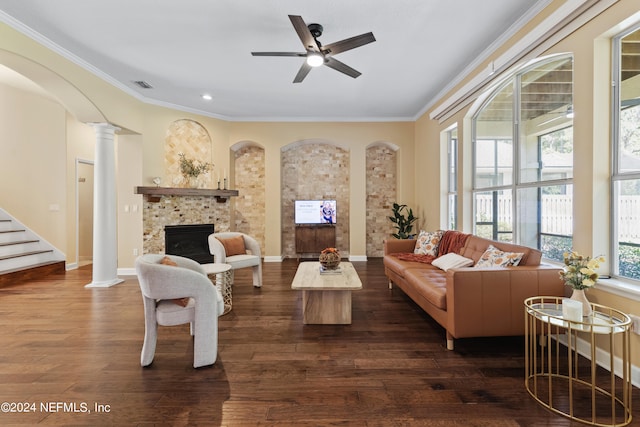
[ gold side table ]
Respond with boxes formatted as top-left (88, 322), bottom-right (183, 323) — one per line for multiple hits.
top-left (202, 263), bottom-right (233, 315)
top-left (524, 296), bottom-right (632, 426)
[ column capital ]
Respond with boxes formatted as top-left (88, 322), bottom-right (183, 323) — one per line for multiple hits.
top-left (88, 122), bottom-right (120, 135)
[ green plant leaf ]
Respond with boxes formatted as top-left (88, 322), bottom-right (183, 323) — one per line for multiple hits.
top-left (389, 202), bottom-right (418, 239)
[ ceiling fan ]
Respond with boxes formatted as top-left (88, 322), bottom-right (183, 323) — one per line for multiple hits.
top-left (251, 15), bottom-right (376, 83)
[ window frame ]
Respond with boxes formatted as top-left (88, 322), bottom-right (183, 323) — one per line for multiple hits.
top-left (610, 23), bottom-right (640, 283)
top-left (446, 127), bottom-right (458, 230)
top-left (471, 54), bottom-right (574, 259)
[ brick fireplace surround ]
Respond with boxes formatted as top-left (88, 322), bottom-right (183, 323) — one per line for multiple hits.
top-left (140, 193), bottom-right (232, 257)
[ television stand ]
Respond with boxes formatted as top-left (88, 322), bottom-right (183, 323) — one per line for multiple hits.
top-left (295, 225), bottom-right (336, 258)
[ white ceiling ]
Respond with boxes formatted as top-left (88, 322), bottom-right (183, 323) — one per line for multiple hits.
top-left (0, 0), bottom-right (548, 121)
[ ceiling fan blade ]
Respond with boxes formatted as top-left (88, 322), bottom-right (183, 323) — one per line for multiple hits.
top-left (293, 62), bottom-right (312, 83)
top-left (324, 57), bottom-right (361, 79)
top-left (251, 52), bottom-right (307, 57)
top-left (322, 32), bottom-right (376, 56)
top-left (289, 15), bottom-right (319, 51)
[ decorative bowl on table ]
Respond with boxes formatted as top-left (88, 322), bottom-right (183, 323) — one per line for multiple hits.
top-left (319, 247), bottom-right (341, 270)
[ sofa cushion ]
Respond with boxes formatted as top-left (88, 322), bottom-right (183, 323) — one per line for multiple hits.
top-left (475, 244), bottom-right (524, 267)
top-left (384, 254), bottom-right (435, 277)
top-left (414, 230), bottom-right (444, 256)
top-left (460, 235), bottom-right (541, 266)
top-left (404, 267), bottom-right (447, 309)
top-left (432, 253), bottom-right (474, 271)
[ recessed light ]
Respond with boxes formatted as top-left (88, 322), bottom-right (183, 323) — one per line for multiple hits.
top-left (201, 94), bottom-right (213, 101)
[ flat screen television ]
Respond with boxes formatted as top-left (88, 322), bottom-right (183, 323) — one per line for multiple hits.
top-left (294, 200), bottom-right (336, 225)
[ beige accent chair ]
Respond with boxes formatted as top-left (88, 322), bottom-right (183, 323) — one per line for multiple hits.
top-left (208, 232), bottom-right (263, 287)
top-left (135, 254), bottom-right (224, 368)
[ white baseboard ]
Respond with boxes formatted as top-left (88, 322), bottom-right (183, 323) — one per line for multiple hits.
top-left (84, 278), bottom-right (124, 288)
top-left (556, 333), bottom-right (640, 388)
top-left (117, 268), bottom-right (136, 276)
top-left (348, 255), bottom-right (367, 262)
top-left (263, 256), bottom-right (283, 263)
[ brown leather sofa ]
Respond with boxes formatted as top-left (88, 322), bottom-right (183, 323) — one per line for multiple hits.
top-left (384, 233), bottom-right (564, 350)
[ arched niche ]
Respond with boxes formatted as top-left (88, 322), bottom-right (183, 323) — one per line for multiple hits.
top-left (366, 141), bottom-right (398, 256)
top-left (281, 139), bottom-right (350, 258)
top-left (164, 119), bottom-right (213, 187)
top-left (230, 140), bottom-right (266, 253)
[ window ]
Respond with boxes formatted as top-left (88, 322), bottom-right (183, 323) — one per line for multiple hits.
top-left (473, 55), bottom-right (573, 260)
top-left (475, 189), bottom-right (513, 241)
top-left (447, 127), bottom-right (458, 230)
top-left (612, 25), bottom-right (640, 281)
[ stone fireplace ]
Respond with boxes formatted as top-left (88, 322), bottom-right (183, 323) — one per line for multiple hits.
top-left (137, 187), bottom-right (237, 258)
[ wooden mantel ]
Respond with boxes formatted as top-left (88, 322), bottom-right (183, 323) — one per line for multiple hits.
top-left (135, 186), bottom-right (239, 203)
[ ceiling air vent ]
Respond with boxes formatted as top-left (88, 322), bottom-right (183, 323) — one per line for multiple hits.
top-left (133, 80), bottom-right (153, 89)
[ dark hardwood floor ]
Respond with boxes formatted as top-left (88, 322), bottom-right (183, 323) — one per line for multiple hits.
top-left (0, 258), bottom-right (637, 426)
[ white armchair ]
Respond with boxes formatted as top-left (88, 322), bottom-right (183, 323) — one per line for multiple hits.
top-left (208, 232), bottom-right (263, 287)
top-left (135, 254), bottom-right (224, 368)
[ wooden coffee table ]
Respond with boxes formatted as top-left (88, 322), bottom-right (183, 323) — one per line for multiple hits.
top-left (291, 261), bottom-right (362, 324)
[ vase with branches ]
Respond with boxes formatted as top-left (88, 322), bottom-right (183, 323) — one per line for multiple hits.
top-left (178, 153), bottom-right (212, 187)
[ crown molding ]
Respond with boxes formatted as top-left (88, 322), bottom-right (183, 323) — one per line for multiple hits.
top-left (414, 0), bottom-right (553, 121)
top-left (428, 0), bottom-right (618, 123)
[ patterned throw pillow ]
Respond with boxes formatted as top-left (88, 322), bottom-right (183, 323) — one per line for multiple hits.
top-left (475, 244), bottom-right (524, 268)
top-left (414, 230), bottom-right (444, 256)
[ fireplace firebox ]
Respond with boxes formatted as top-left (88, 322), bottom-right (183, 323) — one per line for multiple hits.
top-left (164, 224), bottom-right (214, 264)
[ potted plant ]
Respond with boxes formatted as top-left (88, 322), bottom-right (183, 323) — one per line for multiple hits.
top-left (388, 202), bottom-right (418, 239)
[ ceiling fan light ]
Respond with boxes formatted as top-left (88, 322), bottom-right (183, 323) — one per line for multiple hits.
top-left (306, 53), bottom-right (324, 67)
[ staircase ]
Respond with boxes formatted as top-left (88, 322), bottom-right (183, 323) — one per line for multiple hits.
top-left (0, 208), bottom-right (66, 286)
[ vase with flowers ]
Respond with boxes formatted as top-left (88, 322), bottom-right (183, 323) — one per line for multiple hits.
top-left (319, 247), bottom-right (341, 271)
top-left (178, 153), bottom-right (212, 188)
top-left (559, 251), bottom-right (605, 317)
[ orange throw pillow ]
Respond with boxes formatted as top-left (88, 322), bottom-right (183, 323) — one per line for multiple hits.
top-left (217, 235), bottom-right (246, 256)
top-left (159, 256), bottom-right (189, 307)
top-left (159, 255), bottom-right (178, 266)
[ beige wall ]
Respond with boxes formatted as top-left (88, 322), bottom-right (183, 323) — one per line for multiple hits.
top-left (0, 82), bottom-right (67, 252)
top-left (414, 113), bottom-right (445, 232)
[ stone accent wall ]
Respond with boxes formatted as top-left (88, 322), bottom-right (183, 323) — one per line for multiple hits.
top-left (142, 196), bottom-right (231, 256)
top-left (164, 119), bottom-right (213, 188)
top-left (142, 119), bottom-right (225, 257)
top-left (233, 145), bottom-right (266, 254)
top-left (281, 142), bottom-right (349, 258)
top-left (366, 144), bottom-right (397, 257)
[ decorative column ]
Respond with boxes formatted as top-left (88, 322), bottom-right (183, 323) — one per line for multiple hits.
top-left (85, 123), bottom-right (124, 288)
